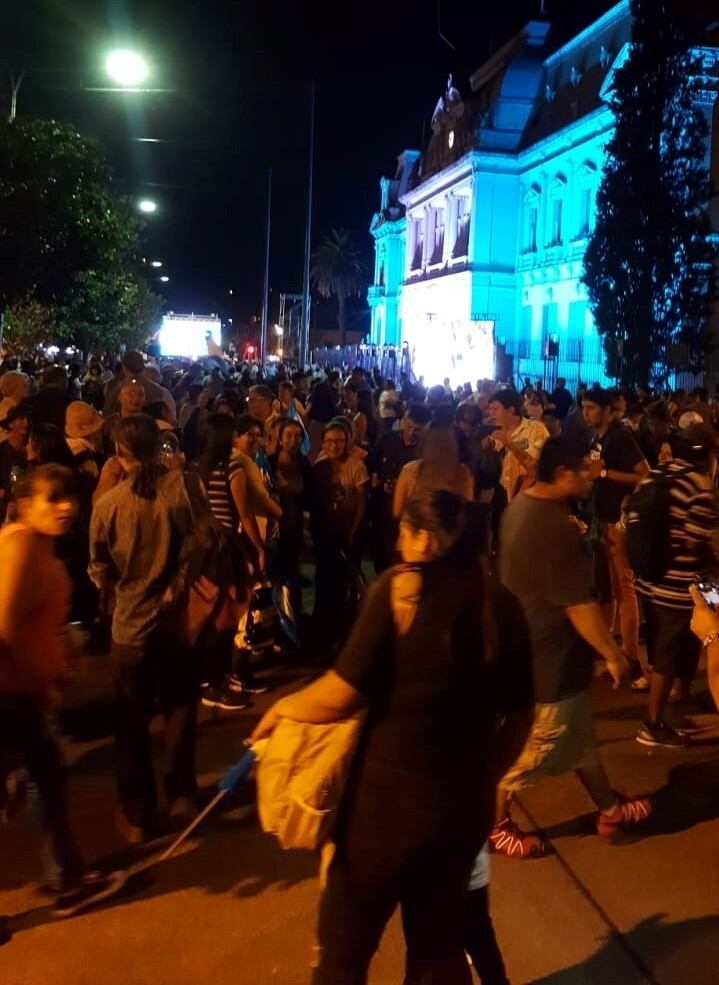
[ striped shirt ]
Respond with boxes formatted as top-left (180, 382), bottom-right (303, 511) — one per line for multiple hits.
top-left (635, 460), bottom-right (718, 609)
top-left (205, 460), bottom-right (243, 530)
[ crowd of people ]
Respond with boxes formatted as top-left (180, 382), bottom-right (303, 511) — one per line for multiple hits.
top-left (2, 348), bottom-right (719, 976)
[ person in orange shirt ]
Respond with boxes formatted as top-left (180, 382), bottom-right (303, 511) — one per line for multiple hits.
top-left (0, 464), bottom-right (125, 916)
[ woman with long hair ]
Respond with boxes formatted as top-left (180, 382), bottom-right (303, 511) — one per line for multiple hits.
top-left (0, 464), bottom-right (126, 914)
top-left (270, 418), bottom-right (312, 624)
top-left (190, 414), bottom-right (257, 711)
top-left (392, 422), bottom-right (474, 520)
top-left (27, 424), bottom-right (76, 469)
top-left (252, 490), bottom-right (533, 984)
top-left (310, 421), bottom-right (369, 651)
top-left (89, 414), bottom-right (200, 842)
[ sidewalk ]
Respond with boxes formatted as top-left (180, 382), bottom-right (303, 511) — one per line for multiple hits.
top-left (1, 654), bottom-right (718, 985)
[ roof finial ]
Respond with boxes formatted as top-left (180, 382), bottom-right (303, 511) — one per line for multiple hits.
top-left (540, 0), bottom-right (547, 16)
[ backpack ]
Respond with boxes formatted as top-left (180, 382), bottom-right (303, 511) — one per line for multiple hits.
top-left (624, 466), bottom-right (691, 583)
top-left (161, 472), bottom-right (249, 645)
top-left (256, 715), bottom-right (364, 850)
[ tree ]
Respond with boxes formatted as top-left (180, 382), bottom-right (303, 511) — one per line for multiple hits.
top-left (0, 118), bottom-right (162, 351)
top-left (57, 270), bottom-right (163, 354)
top-left (2, 298), bottom-right (58, 354)
top-left (311, 227), bottom-right (367, 346)
top-left (582, 0), bottom-right (716, 387)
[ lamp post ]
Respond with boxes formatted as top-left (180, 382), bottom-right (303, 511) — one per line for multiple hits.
top-left (5, 48), bottom-right (151, 123)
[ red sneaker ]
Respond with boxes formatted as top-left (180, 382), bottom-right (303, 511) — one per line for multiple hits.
top-left (597, 796), bottom-right (652, 838)
top-left (489, 817), bottom-right (544, 859)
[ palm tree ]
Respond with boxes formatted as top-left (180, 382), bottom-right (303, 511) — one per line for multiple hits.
top-left (311, 227), bottom-right (367, 347)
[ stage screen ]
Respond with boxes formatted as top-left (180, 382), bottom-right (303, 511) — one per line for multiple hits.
top-left (159, 315), bottom-right (222, 359)
top-left (410, 319), bottom-right (495, 389)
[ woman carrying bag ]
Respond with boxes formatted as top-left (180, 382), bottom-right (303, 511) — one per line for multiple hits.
top-left (253, 490), bottom-right (534, 985)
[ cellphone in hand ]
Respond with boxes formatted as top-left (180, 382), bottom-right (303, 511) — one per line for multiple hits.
top-left (695, 581), bottom-right (719, 609)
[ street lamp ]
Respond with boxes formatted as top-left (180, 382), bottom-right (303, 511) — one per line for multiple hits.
top-left (150, 260), bottom-right (163, 268)
top-left (138, 199), bottom-right (157, 214)
top-left (274, 324), bottom-right (284, 335)
top-left (105, 49), bottom-right (150, 88)
top-left (159, 275), bottom-right (169, 283)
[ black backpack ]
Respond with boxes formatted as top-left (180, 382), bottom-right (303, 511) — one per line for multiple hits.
top-left (624, 466), bottom-right (691, 583)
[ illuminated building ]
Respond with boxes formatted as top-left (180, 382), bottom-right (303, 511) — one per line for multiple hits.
top-left (368, 1), bottom-right (719, 388)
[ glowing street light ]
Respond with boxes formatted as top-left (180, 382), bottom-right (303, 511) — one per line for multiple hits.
top-left (138, 199), bottom-right (157, 214)
top-left (105, 49), bottom-right (149, 88)
top-left (159, 275), bottom-right (170, 283)
top-left (150, 260), bottom-right (163, 268)
top-left (274, 324), bottom-right (284, 335)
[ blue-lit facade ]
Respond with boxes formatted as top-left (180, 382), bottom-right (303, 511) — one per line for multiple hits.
top-left (368, 2), bottom-right (719, 389)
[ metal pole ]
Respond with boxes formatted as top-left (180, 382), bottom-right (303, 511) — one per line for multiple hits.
top-left (260, 167), bottom-right (272, 364)
top-left (300, 82), bottom-right (315, 370)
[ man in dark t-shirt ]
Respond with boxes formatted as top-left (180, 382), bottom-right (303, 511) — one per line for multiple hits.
top-left (583, 387), bottom-right (648, 672)
top-left (491, 437), bottom-right (652, 859)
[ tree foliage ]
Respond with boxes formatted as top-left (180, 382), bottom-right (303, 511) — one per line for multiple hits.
top-left (0, 118), bottom-right (162, 353)
top-left (2, 298), bottom-right (58, 353)
top-left (311, 227), bottom-right (367, 346)
top-left (582, 0), bottom-right (716, 387)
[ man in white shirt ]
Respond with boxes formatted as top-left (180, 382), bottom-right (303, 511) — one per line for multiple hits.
top-left (488, 390), bottom-right (549, 502)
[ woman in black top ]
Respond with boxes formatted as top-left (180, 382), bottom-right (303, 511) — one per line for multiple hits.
top-left (253, 491), bottom-right (534, 985)
top-left (269, 419), bottom-right (311, 623)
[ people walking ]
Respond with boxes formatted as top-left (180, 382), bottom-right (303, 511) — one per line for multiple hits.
top-left (491, 438), bottom-right (652, 858)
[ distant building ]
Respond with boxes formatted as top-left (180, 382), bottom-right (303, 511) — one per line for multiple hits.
top-left (368, 1), bottom-right (719, 389)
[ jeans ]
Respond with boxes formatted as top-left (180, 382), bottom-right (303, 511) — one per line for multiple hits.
top-left (112, 632), bottom-right (199, 827)
top-left (0, 694), bottom-right (83, 890)
top-left (312, 780), bottom-right (490, 985)
top-left (599, 523), bottom-right (639, 661)
top-left (464, 888), bottom-right (509, 985)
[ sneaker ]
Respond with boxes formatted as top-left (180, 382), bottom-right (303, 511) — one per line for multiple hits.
top-left (597, 796), bottom-right (652, 838)
top-left (201, 684), bottom-right (252, 711)
top-left (489, 817), bottom-right (544, 859)
top-left (631, 675), bottom-right (651, 692)
top-left (228, 676), bottom-right (269, 696)
top-left (636, 721), bottom-right (689, 748)
top-left (53, 870), bottom-right (128, 918)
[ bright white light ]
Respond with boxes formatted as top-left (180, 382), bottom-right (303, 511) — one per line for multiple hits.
top-left (106, 50), bottom-right (149, 87)
top-left (274, 325), bottom-right (284, 335)
top-left (401, 276), bottom-right (496, 388)
top-left (159, 315), bottom-right (222, 359)
top-left (138, 199), bottom-right (157, 214)
top-left (150, 260), bottom-right (162, 268)
top-left (159, 275), bottom-right (170, 283)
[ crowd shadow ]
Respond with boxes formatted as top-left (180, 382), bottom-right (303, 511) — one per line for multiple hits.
top-left (0, 793), bottom-right (318, 946)
top-left (531, 913), bottom-right (719, 985)
top-left (537, 756), bottom-right (719, 845)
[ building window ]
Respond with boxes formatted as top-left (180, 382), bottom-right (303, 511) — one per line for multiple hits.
top-left (411, 219), bottom-right (424, 270)
top-left (453, 197), bottom-right (470, 258)
top-left (541, 302), bottom-right (558, 356)
top-left (550, 198), bottom-right (563, 245)
top-left (430, 208), bottom-right (445, 264)
top-left (578, 188), bottom-right (592, 237)
top-left (568, 300), bottom-right (586, 337)
top-left (378, 261), bottom-right (385, 287)
top-left (525, 205), bottom-right (538, 252)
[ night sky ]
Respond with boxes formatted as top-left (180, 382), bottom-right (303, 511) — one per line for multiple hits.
top-left (4, 0), bottom-right (612, 334)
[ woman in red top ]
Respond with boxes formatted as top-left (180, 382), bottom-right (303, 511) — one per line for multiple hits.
top-left (0, 464), bottom-right (125, 916)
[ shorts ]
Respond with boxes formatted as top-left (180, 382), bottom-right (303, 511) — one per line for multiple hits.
top-left (499, 690), bottom-right (601, 794)
top-left (642, 598), bottom-right (701, 680)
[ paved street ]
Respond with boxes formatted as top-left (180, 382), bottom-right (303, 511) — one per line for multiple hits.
top-left (1, 651), bottom-right (718, 985)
